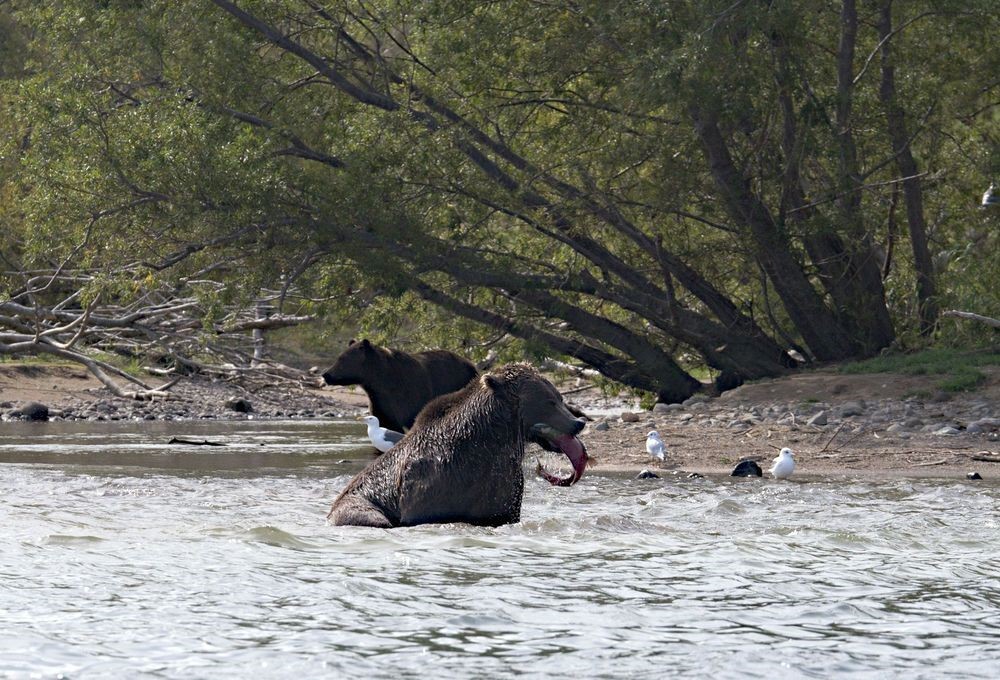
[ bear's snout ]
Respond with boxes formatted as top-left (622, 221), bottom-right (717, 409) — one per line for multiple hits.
top-left (569, 417), bottom-right (586, 435)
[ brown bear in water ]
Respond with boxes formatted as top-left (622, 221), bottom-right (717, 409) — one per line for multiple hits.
top-left (327, 363), bottom-right (589, 528)
top-left (321, 339), bottom-right (478, 433)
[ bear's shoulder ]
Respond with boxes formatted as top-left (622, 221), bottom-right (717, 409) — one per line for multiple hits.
top-left (413, 349), bottom-right (476, 370)
top-left (413, 379), bottom-right (478, 427)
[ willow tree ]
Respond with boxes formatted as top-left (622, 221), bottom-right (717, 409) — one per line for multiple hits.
top-left (3, 1), bottom-right (997, 401)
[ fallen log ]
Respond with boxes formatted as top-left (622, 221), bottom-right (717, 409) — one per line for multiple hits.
top-left (941, 310), bottom-right (1000, 329)
top-left (167, 437), bottom-right (226, 446)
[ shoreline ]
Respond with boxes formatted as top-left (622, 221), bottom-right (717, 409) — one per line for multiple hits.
top-left (2, 361), bottom-right (998, 481)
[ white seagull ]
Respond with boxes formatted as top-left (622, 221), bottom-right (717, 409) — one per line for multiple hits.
top-left (983, 183), bottom-right (998, 207)
top-left (362, 415), bottom-right (404, 453)
top-left (770, 447), bottom-right (796, 480)
top-left (646, 430), bottom-right (666, 463)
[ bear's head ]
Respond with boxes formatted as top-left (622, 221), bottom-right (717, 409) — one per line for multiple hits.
top-left (485, 364), bottom-right (588, 485)
top-left (322, 339), bottom-right (379, 386)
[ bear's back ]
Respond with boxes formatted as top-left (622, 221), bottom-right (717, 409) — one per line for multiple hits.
top-left (415, 350), bottom-right (478, 395)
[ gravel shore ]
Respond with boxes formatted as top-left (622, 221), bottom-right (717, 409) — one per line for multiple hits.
top-left (2, 362), bottom-right (998, 478)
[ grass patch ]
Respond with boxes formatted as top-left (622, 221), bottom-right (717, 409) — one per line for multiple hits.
top-left (0, 355), bottom-right (79, 369)
top-left (935, 367), bottom-right (988, 393)
top-left (839, 348), bottom-right (999, 393)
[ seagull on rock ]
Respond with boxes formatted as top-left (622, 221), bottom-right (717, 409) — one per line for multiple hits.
top-left (362, 415), bottom-right (404, 453)
top-left (646, 430), bottom-right (666, 463)
top-left (770, 447), bottom-right (796, 479)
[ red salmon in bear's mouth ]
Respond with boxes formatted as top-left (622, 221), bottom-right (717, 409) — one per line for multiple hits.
top-left (531, 424), bottom-right (588, 486)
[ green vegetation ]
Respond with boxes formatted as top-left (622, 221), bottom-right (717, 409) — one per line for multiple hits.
top-left (840, 349), bottom-right (1000, 392)
top-left (1, 1), bottom-right (999, 401)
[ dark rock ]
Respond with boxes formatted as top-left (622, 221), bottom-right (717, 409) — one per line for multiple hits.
top-left (837, 401), bottom-right (865, 418)
top-left (225, 397), bottom-right (253, 413)
top-left (934, 426), bottom-right (960, 436)
top-left (11, 402), bottom-right (50, 421)
top-left (636, 469), bottom-right (660, 479)
top-left (686, 472), bottom-right (704, 479)
top-left (971, 418), bottom-right (1000, 432)
top-left (967, 472), bottom-right (983, 480)
top-left (730, 459), bottom-right (763, 477)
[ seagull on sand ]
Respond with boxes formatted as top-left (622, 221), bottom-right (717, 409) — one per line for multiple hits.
top-left (770, 447), bottom-right (796, 479)
top-left (646, 430), bottom-right (666, 463)
top-left (362, 415), bottom-right (404, 453)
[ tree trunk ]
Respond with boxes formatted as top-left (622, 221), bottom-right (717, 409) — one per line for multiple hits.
top-left (512, 288), bottom-right (703, 393)
top-left (772, 21), bottom-right (894, 357)
top-left (215, 2), bottom-right (795, 385)
top-left (689, 104), bottom-right (860, 361)
top-left (414, 283), bottom-right (701, 403)
top-left (877, 0), bottom-right (938, 335)
top-left (823, 0), bottom-right (896, 354)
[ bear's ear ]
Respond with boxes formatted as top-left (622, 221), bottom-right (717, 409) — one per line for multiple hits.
top-left (483, 374), bottom-right (502, 391)
top-left (347, 339), bottom-right (358, 346)
top-left (360, 338), bottom-right (373, 350)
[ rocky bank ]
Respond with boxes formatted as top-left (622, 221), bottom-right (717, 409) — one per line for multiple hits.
top-left (2, 361), bottom-right (998, 478)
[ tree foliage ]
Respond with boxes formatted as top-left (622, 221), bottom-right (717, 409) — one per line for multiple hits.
top-left (1, 0), bottom-right (998, 400)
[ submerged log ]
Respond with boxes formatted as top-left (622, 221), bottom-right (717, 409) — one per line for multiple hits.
top-left (167, 437), bottom-right (225, 446)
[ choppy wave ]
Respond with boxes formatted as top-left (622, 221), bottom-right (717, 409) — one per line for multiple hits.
top-left (1, 421), bottom-right (999, 678)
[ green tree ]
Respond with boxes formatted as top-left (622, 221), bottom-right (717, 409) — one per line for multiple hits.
top-left (2, 1), bottom-right (998, 401)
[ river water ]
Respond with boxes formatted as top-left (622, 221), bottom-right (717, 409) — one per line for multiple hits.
top-left (1, 420), bottom-right (998, 678)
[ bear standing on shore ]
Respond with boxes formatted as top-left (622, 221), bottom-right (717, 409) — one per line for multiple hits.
top-left (321, 339), bottom-right (479, 433)
top-left (326, 363), bottom-right (588, 528)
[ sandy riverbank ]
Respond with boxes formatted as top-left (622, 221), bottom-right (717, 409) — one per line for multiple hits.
top-left (1, 361), bottom-right (998, 480)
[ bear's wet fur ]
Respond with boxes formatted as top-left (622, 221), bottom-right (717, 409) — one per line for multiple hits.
top-left (321, 339), bottom-right (478, 433)
top-left (327, 363), bottom-right (586, 528)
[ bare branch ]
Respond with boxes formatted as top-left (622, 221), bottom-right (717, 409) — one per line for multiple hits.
top-left (941, 310), bottom-right (1000, 329)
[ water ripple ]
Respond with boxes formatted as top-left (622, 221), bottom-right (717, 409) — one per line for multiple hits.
top-left (2, 421), bottom-right (1000, 678)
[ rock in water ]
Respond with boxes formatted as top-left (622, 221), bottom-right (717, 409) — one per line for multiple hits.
top-left (730, 460), bottom-right (763, 477)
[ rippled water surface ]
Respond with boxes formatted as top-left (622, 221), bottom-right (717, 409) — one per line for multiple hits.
top-left (2, 420), bottom-right (999, 678)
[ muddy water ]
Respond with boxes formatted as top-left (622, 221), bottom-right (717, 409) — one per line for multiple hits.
top-left (2, 420), bottom-right (998, 678)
